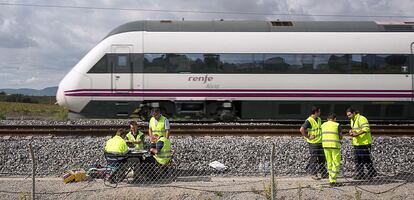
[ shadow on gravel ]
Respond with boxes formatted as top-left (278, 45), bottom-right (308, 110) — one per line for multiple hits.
top-left (123, 169), bottom-right (214, 185)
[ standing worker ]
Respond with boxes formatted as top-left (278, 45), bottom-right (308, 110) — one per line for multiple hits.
top-left (346, 107), bottom-right (377, 179)
top-left (149, 108), bottom-right (170, 139)
top-left (300, 106), bottom-right (327, 180)
top-left (321, 113), bottom-right (342, 186)
top-left (126, 121), bottom-right (145, 150)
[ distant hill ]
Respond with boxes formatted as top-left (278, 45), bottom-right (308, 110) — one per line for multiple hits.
top-left (0, 86), bottom-right (58, 96)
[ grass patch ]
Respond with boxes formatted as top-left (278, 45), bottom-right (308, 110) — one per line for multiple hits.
top-left (0, 95), bottom-right (56, 104)
top-left (355, 189), bottom-right (362, 200)
top-left (0, 110), bottom-right (5, 120)
top-left (214, 191), bottom-right (223, 197)
top-left (263, 182), bottom-right (272, 200)
top-left (0, 102), bottom-right (65, 119)
top-left (55, 107), bottom-right (69, 121)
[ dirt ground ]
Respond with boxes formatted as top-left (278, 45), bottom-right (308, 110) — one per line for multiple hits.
top-left (0, 175), bottom-right (413, 200)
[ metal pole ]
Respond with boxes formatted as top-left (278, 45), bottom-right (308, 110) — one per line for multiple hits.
top-left (29, 144), bottom-right (35, 200)
top-left (271, 143), bottom-right (275, 200)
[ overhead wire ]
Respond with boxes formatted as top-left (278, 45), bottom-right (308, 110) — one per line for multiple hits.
top-left (0, 2), bottom-right (414, 19)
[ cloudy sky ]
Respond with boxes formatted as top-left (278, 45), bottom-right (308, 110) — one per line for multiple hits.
top-left (0, 0), bottom-right (413, 89)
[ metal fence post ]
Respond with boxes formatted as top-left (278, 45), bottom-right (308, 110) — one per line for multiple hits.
top-left (271, 143), bottom-right (276, 200)
top-left (28, 144), bottom-right (35, 200)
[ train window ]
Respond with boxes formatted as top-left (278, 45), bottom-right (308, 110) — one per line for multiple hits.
top-left (144, 54), bottom-right (168, 72)
top-left (327, 54), bottom-right (352, 73)
top-left (382, 55), bottom-right (408, 73)
top-left (162, 54), bottom-right (185, 73)
top-left (263, 54), bottom-right (304, 73)
top-left (187, 54), bottom-right (206, 73)
top-left (263, 54), bottom-right (289, 73)
top-left (131, 54), bottom-right (143, 73)
top-left (167, 54), bottom-right (192, 73)
top-left (144, 53), bottom-right (221, 73)
top-left (350, 55), bottom-right (369, 73)
top-left (142, 53), bottom-right (409, 74)
top-left (113, 54), bottom-right (131, 73)
top-left (362, 54), bottom-right (408, 74)
top-left (219, 54), bottom-right (255, 73)
top-left (87, 55), bottom-right (109, 73)
top-left (118, 55), bottom-right (127, 66)
top-left (252, 54), bottom-right (265, 71)
top-left (201, 54), bottom-right (220, 73)
top-left (311, 55), bottom-right (331, 73)
top-left (181, 54), bottom-right (219, 73)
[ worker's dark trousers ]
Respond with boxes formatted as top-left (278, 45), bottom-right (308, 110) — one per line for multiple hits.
top-left (106, 159), bottom-right (127, 183)
top-left (353, 145), bottom-right (376, 177)
top-left (140, 156), bottom-right (160, 180)
top-left (307, 143), bottom-right (327, 176)
top-left (127, 157), bottom-right (143, 182)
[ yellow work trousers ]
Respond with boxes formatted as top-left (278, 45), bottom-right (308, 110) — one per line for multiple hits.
top-left (323, 148), bottom-right (340, 183)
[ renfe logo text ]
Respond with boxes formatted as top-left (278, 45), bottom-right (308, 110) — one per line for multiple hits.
top-left (188, 75), bottom-right (214, 84)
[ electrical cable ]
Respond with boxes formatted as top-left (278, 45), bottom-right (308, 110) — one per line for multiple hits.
top-left (0, 2), bottom-right (414, 18)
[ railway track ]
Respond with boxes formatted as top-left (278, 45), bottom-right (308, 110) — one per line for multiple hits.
top-left (172, 119), bottom-right (414, 125)
top-left (0, 123), bottom-right (413, 136)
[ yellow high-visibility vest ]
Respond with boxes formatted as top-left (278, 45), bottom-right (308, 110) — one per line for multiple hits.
top-left (126, 131), bottom-right (144, 150)
top-left (104, 135), bottom-right (128, 153)
top-left (350, 114), bottom-right (372, 146)
top-left (154, 137), bottom-right (172, 165)
top-left (321, 121), bottom-right (340, 149)
top-left (306, 116), bottom-right (322, 144)
top-left (150, 116), bottom-right (166, 137)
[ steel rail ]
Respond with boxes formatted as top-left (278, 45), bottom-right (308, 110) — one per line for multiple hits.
top-left (0, 124), bottom-right (413, 136)
top-left (0, 123), bottom-right (413, 129)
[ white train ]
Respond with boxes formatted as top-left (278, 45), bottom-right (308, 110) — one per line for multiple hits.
top-left (57, 20), bottom-right (414, 120)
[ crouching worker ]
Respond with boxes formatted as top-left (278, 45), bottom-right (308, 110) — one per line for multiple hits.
top-left (104, 128), bottom-right (128, 183)
top-left (149, 134), bottom-right (172, 165)
top-left (139, 134), bottom-right (172, 180)
top-left (321, 113), bottom-right (342, 187)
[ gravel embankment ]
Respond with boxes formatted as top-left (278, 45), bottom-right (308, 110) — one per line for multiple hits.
top-left (1, 119), bottom-right (414, 177)
top-left (1, 134), bottom-right (414, 177)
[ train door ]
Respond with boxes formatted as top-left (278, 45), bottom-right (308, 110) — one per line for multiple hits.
top-left (111, 45), bottom-right (133, 92)
top-left (411, 42), bottom-right (414, 102)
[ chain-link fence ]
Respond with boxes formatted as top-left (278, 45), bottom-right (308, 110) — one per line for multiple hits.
top-left (271, 143), bottom-right (414, 200)
top-left (1, 141), bottom-right (414, 200)
top-left (90, 156), bottom-right (235, 186)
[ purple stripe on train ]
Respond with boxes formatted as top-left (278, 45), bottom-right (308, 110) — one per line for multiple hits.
top-left (65, 92), bottom-right (414, 98)
top-left (65, 89), bottom-right (413, 93)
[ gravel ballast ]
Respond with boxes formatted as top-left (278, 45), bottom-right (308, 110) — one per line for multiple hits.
top-left (1, 134), bottom-right (414, 176)
top-left (1, 119), bottom-right (414, 176)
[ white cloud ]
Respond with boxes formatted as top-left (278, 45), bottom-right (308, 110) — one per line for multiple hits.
top-left (25, 76), bottom-right (40, 84)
